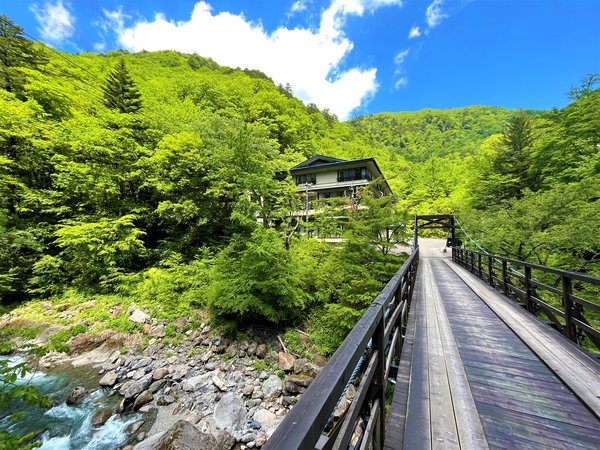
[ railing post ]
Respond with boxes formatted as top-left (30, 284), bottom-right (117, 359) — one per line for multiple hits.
top-left (478, 253), bottom-right (483, 278)
top-left (562, 275), bottom-right (577, 342)
top-left (373, 317), bottom-right (386, 450)
top-left (502, 260), bottom-right (509, 296)
top-left (524, 266), bottom-right (532, 312)
top-left (470, 251), bottom-right (475, 273)
top-left (487, 255), bottom-right (493, 286)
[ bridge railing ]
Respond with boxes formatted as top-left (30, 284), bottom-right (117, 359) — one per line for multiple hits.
top-left (453, 247), bottom-right (600, 352)
top-left (264, 247), bottom-right (419, 450)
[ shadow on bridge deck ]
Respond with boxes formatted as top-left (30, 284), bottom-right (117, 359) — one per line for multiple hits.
top-left (385, 254), bottom-right (600, 449)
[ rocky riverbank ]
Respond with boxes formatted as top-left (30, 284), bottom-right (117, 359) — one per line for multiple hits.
top-left (35, 316), bottom-right (321, 449)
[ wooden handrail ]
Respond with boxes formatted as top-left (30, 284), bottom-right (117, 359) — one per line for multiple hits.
top-left (264, 247), bottom-right (420, 450)
top-left (452, 247), bottom-right (600, 351)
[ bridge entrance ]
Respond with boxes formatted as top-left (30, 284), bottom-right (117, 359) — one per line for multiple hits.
top-left (265, 215), bottom-right (600, 450)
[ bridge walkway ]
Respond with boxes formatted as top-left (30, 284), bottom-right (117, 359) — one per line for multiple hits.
top-left (385, 249), bottom-right (600, 449)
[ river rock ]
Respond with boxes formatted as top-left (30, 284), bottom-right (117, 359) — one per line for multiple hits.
top-left (255, 344), bottom-right (268, 359)
top-left (133, 390), bottom-right (153, 410)
top-left (91, 407), bottom-right (112, 426)
top-left (255, 434), bottom-right (267, 447)
top-left (253, 408), bottom-right (282, 435)
top-left (247, 342), bottom-right (257, 356)
top-left (157, 394), bottom-right (174, 405)
top-left (141, 420), bottom-right (215, 450)
top-left (132, 356), bottom-right (153, 370)
top-left (213, 392), bottom-right (246, 435)
top-left (124, 375), bottom-right (153, 400)
top-left (66, 386), bottom-right (87, 405)
top-left (243, 385), bottom-right (254, 396)
top-left (174, 317), bottom-right (188, 331)
top-left (149, 379), bottom-right (167, 393)
top-left (212, 375), bottom-right (227, 391)
top-left (277, 352), bottom-right (295, 372)
top-left (152, 368), bottom-right (169, 381)
top-left (99, 371), bottom-right (118, 387)
top-left (182, 371), bottom-right (215, 392)
top-left (262, 375), bottom-right (282, 399)
top-left (283, 375), bottom-right (313, 395)
top-left (149, 324), bottom-right (165, 338)
top-left (128, 420), bottom-right (145, 434)
top-left (130, 309), bottom-right (150, 324)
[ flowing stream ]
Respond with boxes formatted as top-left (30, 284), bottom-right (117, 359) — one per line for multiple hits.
top-left (0, 356), bottom-right (143, 449)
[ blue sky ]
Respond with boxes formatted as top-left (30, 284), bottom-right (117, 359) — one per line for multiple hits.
top-left (1, 0), bottom-right (599, 119)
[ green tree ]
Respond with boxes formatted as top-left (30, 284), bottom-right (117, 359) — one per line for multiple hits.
top-left (209, 228), bottom-right (308, 324)
top-left (54, 215), bottom-right (145, 287)
top-left (568, 73), bottom-right (599, 100)
top-left (102, 58), bottom-right (143, 113)
top-left (0, 15), bottom-right (47, 98)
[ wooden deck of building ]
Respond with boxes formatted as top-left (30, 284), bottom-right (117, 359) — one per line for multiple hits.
top-left (385, 253), bottom-right (600, 449)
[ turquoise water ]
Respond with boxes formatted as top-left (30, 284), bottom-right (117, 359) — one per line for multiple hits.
top-left (0, 356), bottom-right (142, 449)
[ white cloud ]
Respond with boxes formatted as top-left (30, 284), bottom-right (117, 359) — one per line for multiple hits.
top-left (408, 26), bottom-right (421, 39)
top-left (30, 0), bottom-right (75, 44)
top-left (290, 1), bottom-right (309, 13)
top-left (113, 1), bottom-right (403, 119)
top-left (99, 7), bottom-right (129, 35)
top-left (393, 48), bottom-right (409, 90)
top-left (394, 48), bottom-right (410, 65)
top-left (92, 42), bottom-right (106, 52)
top-left (426, 0), bottom-right (448, 28)
top-left (394, 76), bottom-right (407, 89)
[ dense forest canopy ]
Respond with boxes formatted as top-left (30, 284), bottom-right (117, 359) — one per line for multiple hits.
top-left (0, 15), bottom-right (598, 355)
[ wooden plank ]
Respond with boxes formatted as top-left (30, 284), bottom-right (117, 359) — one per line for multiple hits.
top-left (384, 276), bottom-right (419, 450)
top-left (422, 259), bottom-right (460, 449)
top-left (402, 264), bottom-right (431, 450)
top-left (359, 398), bottom-right (381, 450)
top-left (473, 386), bottom-right (600, 430)
top-left (476, 400), bottom-right (600, 444)
top-left (444, 259), bottom-right (600, 417)
top-left (425, 259), bottom-right (489, 450)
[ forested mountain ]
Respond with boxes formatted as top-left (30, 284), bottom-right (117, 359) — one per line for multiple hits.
top-left (351, 83), bottom-right (599, 276)
top-left (0, 16), bottom-right (598, 357)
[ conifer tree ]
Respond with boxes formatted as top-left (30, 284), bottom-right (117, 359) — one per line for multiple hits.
top-left (102, 58), bottom-right (143, 113)
top-left (0, 15), bottom-right (47, 98)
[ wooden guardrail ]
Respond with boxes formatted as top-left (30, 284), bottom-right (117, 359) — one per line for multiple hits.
top-left (264, 247), bottom-right (419, 450)
top-left (453, 247), bottom-right (600, 352)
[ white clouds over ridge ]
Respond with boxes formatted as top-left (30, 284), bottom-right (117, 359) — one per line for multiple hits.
top-left (115, 1), bottom-right (402, 120)
top-left (30, 0), bottom-right (75, 45)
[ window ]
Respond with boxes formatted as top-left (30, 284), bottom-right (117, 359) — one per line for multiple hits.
top-left (296, 174), bottom-right (317, 185)
top-left (337, 167), bottom-right (371, 182)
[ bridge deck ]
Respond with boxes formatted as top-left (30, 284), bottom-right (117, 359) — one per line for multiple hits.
top-left (385, 253), bottom-right (600, 449)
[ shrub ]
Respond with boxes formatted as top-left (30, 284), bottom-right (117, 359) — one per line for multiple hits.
top-left (209, 228), bottom-right (308, 323)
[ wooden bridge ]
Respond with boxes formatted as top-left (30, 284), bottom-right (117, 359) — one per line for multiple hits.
top-left (265, 215), bottom-right (600, 449)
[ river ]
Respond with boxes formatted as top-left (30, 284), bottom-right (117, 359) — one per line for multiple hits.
top-left (0, 356), bottom-right (144, 449)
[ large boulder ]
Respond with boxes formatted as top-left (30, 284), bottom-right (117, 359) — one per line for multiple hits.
top-left (158, 420), bottom-right (215, 450)
top-left (213, 392), bottom-right (246, 436)
top-left (66, 386), bottom-right (87, 405)
top-left (133, 390), bottom-right (154, 410)
top-left (124, 375), bottom-right (153, 400)
top-left (181, 371), bottom-right (215, 392)
top-left (99, 371), bottom-right (118, 387)
top-left (91, 407), bottom-right (113, 426)
top-left (261, 375), bottom-right (282, 399)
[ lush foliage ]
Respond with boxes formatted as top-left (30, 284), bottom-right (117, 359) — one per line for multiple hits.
top-left (0, 13), bottom-right (597, 359)
top-left (0, 15), bottom-right (407, 355)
